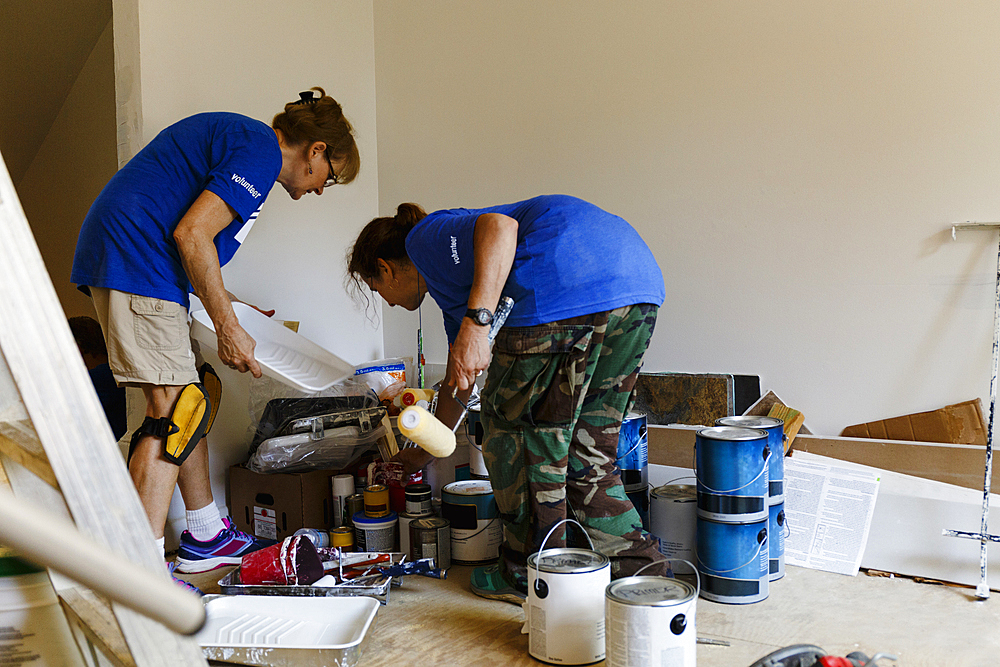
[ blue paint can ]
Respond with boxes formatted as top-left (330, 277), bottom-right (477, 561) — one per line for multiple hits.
top-left (716, 416), bottom-right (786, 503)
top-left (616, 412), bottom-right (648, 493)
top-left (695, 426), bottom-right (770, 523)
top-left (625, 486), bottom-right (649, 531)
top-left (696, 516), bottom-right (769, 604)
top-left (768, 501), bottom-right (786, 581)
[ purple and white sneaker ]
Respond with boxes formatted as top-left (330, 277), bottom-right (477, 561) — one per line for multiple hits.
top-left (173, 517), bottom-right (274, 573)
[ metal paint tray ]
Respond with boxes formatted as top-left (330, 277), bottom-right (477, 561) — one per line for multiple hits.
top-left (217, 552), bottom-right (405, 605)
top-left (190, 302), bottom-right (355, 392)
top-left (197, 594), bottom-right (378, 667)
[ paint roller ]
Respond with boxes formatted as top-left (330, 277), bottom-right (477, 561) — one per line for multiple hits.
top-left (399, 296), bottom-right (514, 458)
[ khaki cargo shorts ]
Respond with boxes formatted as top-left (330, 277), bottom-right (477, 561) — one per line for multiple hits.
top-left (89, 287), bottom-right (201, 387)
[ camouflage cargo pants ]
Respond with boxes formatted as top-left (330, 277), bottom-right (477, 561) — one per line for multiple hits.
top-left (481, 303), bottom-right (663, 587)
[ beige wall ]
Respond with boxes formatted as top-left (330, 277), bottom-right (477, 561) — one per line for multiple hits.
top-left (17, 20), bottom-right (117, 319)
top-left (373, 0), bottom-right (1000, 435)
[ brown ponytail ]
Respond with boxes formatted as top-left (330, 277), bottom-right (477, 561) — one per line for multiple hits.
top-left (272, 87), bottom-right (360, 184)
top-left (346, 203), bottom-right (428, 296)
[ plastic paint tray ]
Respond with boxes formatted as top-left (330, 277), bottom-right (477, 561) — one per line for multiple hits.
top-left (190, 303), bottom-right (354, 392)
top-left (196, 594), bottom-right (378, 667)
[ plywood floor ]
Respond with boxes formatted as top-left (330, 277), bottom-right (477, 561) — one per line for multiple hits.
top-left (181, 560), bottom-right (1000, 666)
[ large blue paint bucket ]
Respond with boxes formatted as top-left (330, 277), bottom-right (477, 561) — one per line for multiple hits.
top-left (696, 516), bottom-right (769, 604)
top-left (616, 412), bottom-right (648, 494)
top-left (716, 416), bottom-right (786, 503)
top-left (695, 426), bottom-right (770, 523)
top-left (768, 501), bottom-right (786, 581)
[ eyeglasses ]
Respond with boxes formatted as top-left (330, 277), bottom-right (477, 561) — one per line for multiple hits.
top-left (323, 155), bottom-right (339, 188)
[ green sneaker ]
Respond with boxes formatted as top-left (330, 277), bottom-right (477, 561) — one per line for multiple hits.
top-left (470, 564), bottom-right (526, 604)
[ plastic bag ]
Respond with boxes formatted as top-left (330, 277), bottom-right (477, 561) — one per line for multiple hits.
top-left (354, 358), bottom-right (407, 415)
top-left (247, 422), bottom-right (387, 473)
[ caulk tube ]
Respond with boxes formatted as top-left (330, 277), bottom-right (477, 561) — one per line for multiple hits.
top-left (398, 405), bottom-right (457, 457)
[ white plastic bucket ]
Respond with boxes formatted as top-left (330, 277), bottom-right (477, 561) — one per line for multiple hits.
top-left (650, 483), bottom-right (697, 564)
top-left (0, 556), bottom-right (85, 667)
top-left (526, 520), bottom-right (610, 665)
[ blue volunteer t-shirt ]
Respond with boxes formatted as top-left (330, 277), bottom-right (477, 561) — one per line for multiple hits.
top-left (72, 112), bottom-right (282, 309)
top-left (405, 195), bottom-right (665, 342)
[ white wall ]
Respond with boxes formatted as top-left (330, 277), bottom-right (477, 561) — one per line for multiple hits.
top-left (372, 0), bottom-right (1000, 436)
top-left (121, 0), bottom-right (381, 541)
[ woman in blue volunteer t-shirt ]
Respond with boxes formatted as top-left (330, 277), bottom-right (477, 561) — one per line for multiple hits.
top-left (71, 88), bottom-right (359, 589)
top-left (347, 194), bottom-right (667, 603)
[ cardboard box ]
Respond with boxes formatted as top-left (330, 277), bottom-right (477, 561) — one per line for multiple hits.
top-left (840, 399), bottom-right (987, 446)
top-left (229, 465), bottom-right (340, 541)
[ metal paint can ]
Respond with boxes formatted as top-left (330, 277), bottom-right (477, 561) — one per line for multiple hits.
top-left (696, 516), bottom-right (769, 604)
top-left (329, 526), bottom-right (354, 551)
top-left (616, 412), bottom-right (648, 493)
top-left (466, 406), bottom-right (489, 478)
top-left (405, 482), bottom-right (433, 516)
top-left (410, 517), bottom-right (452, 570)
top-left (605, 576), bottom-right (697, 667)
top-left (768, 501), bottom-right (786, 581)
top-left (441, 480), bottom-right (502, 564)
top-left (716, 415), bottom-right (786, 503)
top-left (364, 484), bottom-right (390, 518)
top-left (626, 486), bottom-right (650, 531)
top-left (695, 426), bottom-right (770, 523)
top-left (352, 511), bottom-right (397, 553)
top-left (527, 547), bottom-right (611, 664)
top-left (650, 484), bottom-right (697, 563)
top-left (345, 494), bottom-right (365, 526)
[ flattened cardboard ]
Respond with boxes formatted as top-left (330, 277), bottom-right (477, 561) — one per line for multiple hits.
top-left (229, 465), bottom-right (339, 541)
top-left (841, 399), bottom-right (987, 446)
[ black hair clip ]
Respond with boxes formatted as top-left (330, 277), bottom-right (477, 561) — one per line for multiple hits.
top-left (293, 90), bottom-right (319, 105)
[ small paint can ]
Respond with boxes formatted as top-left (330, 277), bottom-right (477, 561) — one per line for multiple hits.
top-left (410, 517), bottom-right (452, 570)
top-left (768, 501), bottom-right (786, 581)
top-left (293, 527), bottom-right (330, 548)
top-left (405, 482), bottom-right (433, 516)
top-left (650, 484), bottom-right (697, 563)
top-left (616, 412), bottom-right (648, 493)
top-left (716, 415), bottom-right (786, 503)
top-left (696, 516), bottom-right (769, 604)
top-left (397, 511), bottom-right (418, 556)
top-left (364, 484), bottom-right (390, 518)
top-left (605, 575), bottom-right (697, 667)
top-left (345, 494), bottom-right (365, 525)
top-left (352, 511), bottom-right (397, 553)
top-left (329, 526), bottom-right (354, 551)
top-left (695, 426), bottom-right (770, 523)
top-left (441, 479), bottom-right (502, 564)
top-left (527, 544), bottom-right (610, 665)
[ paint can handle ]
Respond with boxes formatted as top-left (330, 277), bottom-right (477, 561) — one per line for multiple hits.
top-left (632, 558), bottom-right (700, 598)
top-left (695, 447), bottom-right (770, 494)
top-left (538, 518), bottom-right (595, 554)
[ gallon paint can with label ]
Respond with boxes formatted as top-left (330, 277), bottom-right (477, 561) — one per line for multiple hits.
top-left (441, 479), bottom-right (502, 564)
top-left (410, 516), bottom-right (452, 570)
top-left (527, 520), bottom-right (610, 665)
top-left (650, 484), bottom-right (697, 564)
top-left (716, 415), bottom-right (786, 503)
top-left (605, 565), bottom-right (698, 667)
top-left (695, 426), bottom-right (770, 523)
top-left (696, 516), bottom-right (769, 604)
top-left (768, 501), bottom-right (786, 581)
top-left (616, 412), bottom-right (648, 494)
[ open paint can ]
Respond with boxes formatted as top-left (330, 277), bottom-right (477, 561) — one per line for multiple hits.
top-left (695, 426), bottom-right (770, 523)
top-left (527, 520), bottom-right (610, 665)
top-left (605, 559), bottom-right (699, 667)
top-left (650, 483), bottom-right (697, 564)
top-left (441, 480), bottom-right (502, 564)
top-left (696, 516), bottom-right (768, 604)
top-left (716, 415), bottom-right (786, 503)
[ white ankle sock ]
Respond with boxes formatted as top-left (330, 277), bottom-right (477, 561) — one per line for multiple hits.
top-left (186, 503), bottom-right (225, 542)
top-left (156, 536), bottom-right (165, 557)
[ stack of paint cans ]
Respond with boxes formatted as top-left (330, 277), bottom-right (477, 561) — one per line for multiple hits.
top-left (398, 482), bottom-right (432, 559)
top-left (694, 425), bottom-right (771, 604)
top-left (716, 415), bottom-right (786, 582)
top-left (353, 484), bottom-right (397, 552)
top-left (440, 479), bottom-right (502, 564)
top-left (615, 412), bottom-right (650, 530)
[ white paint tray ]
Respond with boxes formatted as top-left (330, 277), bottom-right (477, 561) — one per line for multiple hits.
top-left (190, 303), bottom-right (354, 392)
top-left (196, 594), bottom-right (378, 667)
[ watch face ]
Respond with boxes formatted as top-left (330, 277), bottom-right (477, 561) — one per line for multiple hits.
top-left (475, 310), bottom-right (491, 325)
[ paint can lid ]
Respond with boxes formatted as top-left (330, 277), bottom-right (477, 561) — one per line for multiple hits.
top-left (411, 517), bottom-right (450, 530)
top-left (352, 511), bottom-right (398, 527)
top-left (624, 411), bottom-right (647, 421)
top-left (606, 575), bottom-right (697, 606)
top-left (528, 548), bottom-right (610, 574)
top-left (442, 479), bottom-right (493, 496)
top-left (651, 484), bottom-right (696, 502)
top-left (696, 426), bottom-right (768, 441)
top-left (715, 415), bottom-right (783, 429)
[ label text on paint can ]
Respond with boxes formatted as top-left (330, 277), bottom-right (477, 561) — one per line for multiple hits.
top-left (404, 482), bottom-right (433, 516)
